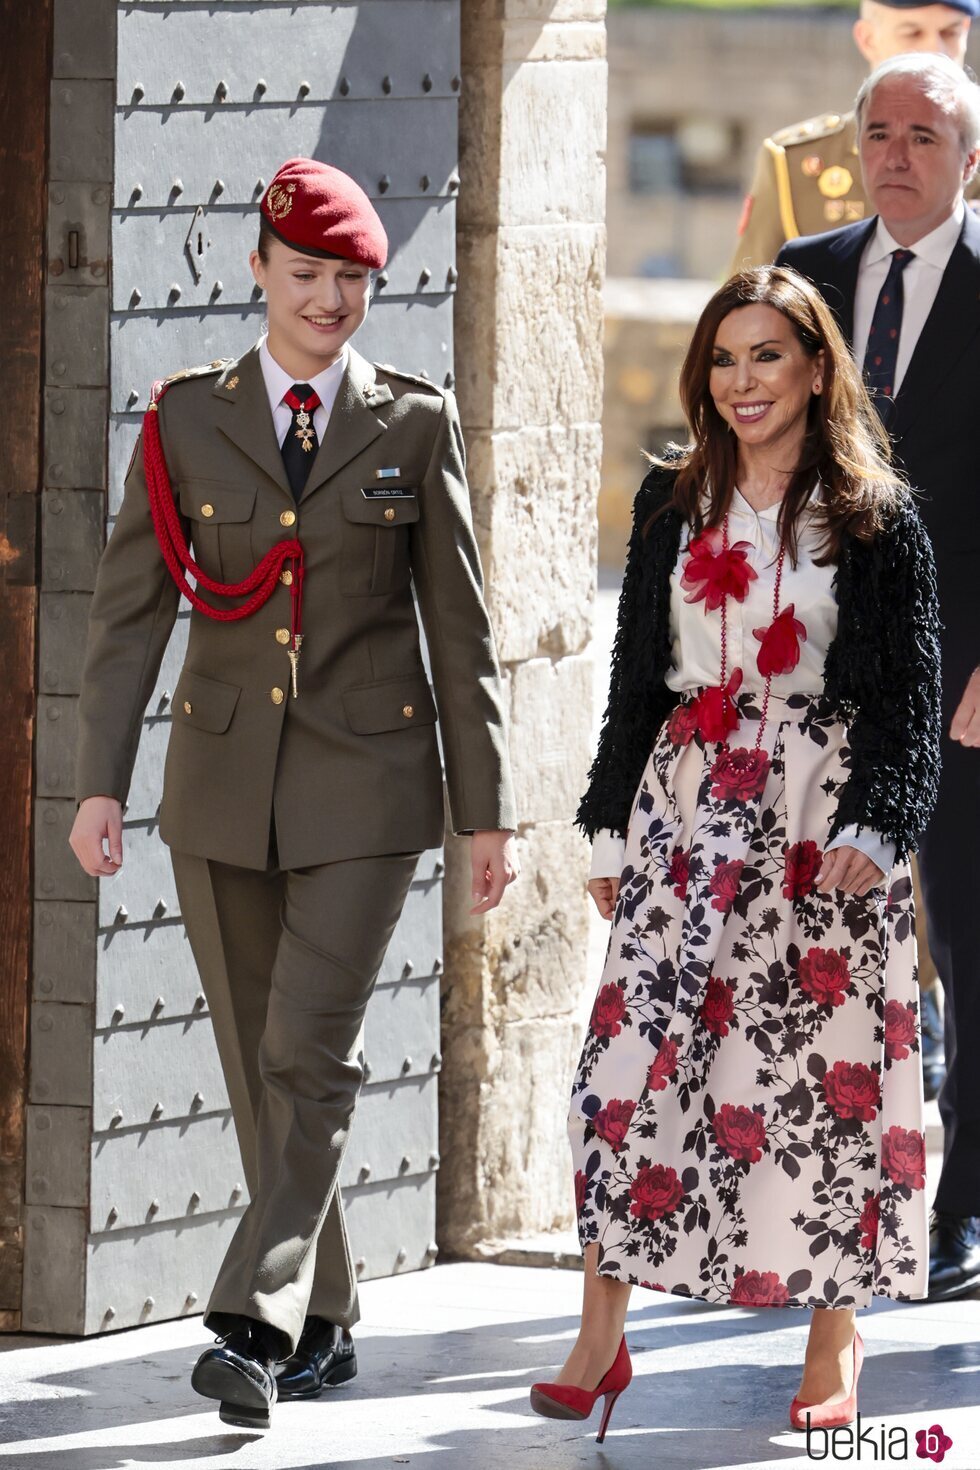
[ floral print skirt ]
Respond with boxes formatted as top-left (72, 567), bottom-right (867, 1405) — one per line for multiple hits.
top-left (570, 689), bottom-right (928, 1309)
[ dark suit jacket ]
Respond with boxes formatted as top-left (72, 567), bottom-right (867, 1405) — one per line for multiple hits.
top-left (76, 344), bottom-right (517, 870)
top-left (778, 210), bottom-right (980, 712)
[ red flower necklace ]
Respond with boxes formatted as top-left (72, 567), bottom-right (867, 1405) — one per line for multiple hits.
top-left (680, 509), bottom-right (807, 760)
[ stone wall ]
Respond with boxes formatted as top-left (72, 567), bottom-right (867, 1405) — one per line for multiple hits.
top-left (440, 0), bottom-right (607, 1253)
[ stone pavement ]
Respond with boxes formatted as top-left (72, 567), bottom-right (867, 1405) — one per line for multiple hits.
top-left (1, 1261), bottom-right (979, 1470)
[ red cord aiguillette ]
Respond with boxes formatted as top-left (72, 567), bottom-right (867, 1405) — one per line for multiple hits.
top-left (142, 380), bottom-right (305, 665)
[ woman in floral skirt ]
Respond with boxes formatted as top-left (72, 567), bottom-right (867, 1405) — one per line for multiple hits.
top-left (529, 266), bottom-right (941, 1440)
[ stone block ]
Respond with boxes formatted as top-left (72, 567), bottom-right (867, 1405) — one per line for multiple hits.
top-left (459, 59), bottom-right (606, 227)
top-left (463, 0), bottom-right (606, 63)
top-left (504, 656), bottom-right (594, 825)
top-left (455, 224), bottom-right (605, 430)
top-left (438, 819), bottom-right (591, 1247)
top-left (441, 818), bottom-right (591, 1042)
top-left (439, 1012), bottom-right (583, 1248)
top-left (466, 424), bottom-right (598, 663)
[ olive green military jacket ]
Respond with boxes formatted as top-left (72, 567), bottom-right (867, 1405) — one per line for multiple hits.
top-left (731, 109), bottom-right (980, 271)
top-left (76, 343), bottom-right (517, 871)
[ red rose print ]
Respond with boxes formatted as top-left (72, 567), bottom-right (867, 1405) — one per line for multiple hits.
top-left (667, 702), bottom-right (699, 747)
top-left (752, 602), bottom-right (807, 678)
top-left (859, 1191), bottom-right (879, 1252)
top-left (668, 846), bottom-right (690, 901)
top-left (591, 983), bottom-right (627, 1039)
top-left (647, 1037), bottom-right (679, 1092)
top-left (797, 947), bottom-right (853, 1008)
top-left (574, 1169), bottom-right (587, 1214)
top-left (822, 1060), bottom-right (881, 1122)
top-left (680, 527), bottom-right (757, 611)
top-left (709, 746), bottom-right (771, 803)
top-left (882, 1125), bottom-right (926, 1190)
top-left (640, 1281), bottom-right (666, 1292)
top-left (783, 840), bottom-right (823, 899)
top-left (712, 1103), bottom-right (767, 1163)
top-left (729, 1270), bottom-right (790, 1307)
top-left (884, 1000), bottom-right (917, 1062)
top-left (709, 858), bottom-right (744, 913)
top-left (593, 1098), bottom-right (636, 1152)
top-left (696, 669), bottom-right (743, 742)
top-left (700, 976), bottom-right (736, 1037)
top-left (629, 1163), bottom-right (684, 1222)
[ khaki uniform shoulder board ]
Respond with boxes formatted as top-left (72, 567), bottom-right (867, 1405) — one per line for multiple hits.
top-left (373, 362), bottom-right (445, 395)
top-left (771, 112), bottom-right (848, 151)
top-left (163, 359), bottom-right (232, 387)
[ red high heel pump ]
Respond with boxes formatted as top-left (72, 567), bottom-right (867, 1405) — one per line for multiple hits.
top-left (789, 1330), bottom-right (864, 1431)
top-left (529, 1336), bottom-right (632, 1444)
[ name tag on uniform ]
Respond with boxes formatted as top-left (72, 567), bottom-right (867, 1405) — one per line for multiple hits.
top-left (375, 467), bottom-right (402, 480)
top-left (360, 486), bottom-right (416, 499)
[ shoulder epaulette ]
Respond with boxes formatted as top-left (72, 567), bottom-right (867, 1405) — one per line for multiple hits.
top-left (372, 362), bottom-right (445, 395)
top-left (771, 112), bottom-right (848, 150)
top-left (162, 359), bottom-right (232, 387)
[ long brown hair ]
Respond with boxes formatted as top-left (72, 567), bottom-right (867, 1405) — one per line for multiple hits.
top-left (646, 266), bottom-right (904, 562)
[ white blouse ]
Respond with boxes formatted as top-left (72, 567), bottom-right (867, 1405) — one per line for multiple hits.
top-left (590, 487), bottom-right (896, 879)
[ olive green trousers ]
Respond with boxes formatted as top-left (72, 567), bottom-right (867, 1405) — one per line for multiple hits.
top-left (170, 836), bottom-right (420, 1354)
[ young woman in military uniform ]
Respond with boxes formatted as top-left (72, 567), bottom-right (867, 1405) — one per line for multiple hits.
top-left (69, 158), bottom-right (518, 1429)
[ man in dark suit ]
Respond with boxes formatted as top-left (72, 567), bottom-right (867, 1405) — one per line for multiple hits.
top-left (779, 52), bottom-right (980, 1300)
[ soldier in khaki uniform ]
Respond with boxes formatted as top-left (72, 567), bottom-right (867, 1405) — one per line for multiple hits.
top-left (69, 159), bottom-right (518, 1429)
top-left (731, 0), bottom-right (979, 274)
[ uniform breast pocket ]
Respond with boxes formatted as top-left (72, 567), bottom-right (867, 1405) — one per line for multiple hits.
top-left (177, 481), bottom-right (258, 586)
top-left (339, 485), bottom-right (420, 596)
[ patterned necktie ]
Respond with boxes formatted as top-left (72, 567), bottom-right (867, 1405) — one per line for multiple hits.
top-left (863, 248), bottom-right (914, 411)
top-left (281, 382), bottom-right (321, 500)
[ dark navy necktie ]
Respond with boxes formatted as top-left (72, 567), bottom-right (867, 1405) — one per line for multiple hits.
top-left (863, 248), bottom-right (914, 412)
top-left (281, 382), bottom-right (321, 500)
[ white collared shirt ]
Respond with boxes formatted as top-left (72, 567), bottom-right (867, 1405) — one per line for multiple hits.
top-left (259, 336), bottom-right (348, 448)
top-left (852, 201), bottom-right (964, 395)
top-left (590, 486), bottom-right (896, 881)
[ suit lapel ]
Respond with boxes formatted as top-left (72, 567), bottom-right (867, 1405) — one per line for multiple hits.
top-left (212, 343), bottom-right (292, 498)
top-left (298, 348), bottom-right (391, 503)
top-left (892, 214), bottom-right (980, 440)
top-left (826, 218), bottom-right (876, 346)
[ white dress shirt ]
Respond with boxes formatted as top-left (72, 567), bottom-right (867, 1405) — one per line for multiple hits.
top-left (852, 201), bottom-right (964, 396)
top-left (590, 487), bottom-right (896, 880)
top-left (259, 336), bottom-right (348, 448)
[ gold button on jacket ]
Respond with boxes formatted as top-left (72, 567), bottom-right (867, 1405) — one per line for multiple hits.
top-left (200, 503), bottom-right (214, 518)
top-left (75, 342), bottom-right (517, 871)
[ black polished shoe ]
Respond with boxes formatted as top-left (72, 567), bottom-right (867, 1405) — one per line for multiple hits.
top-left (926, 1213), bottom-right (980, 1301)
top-left (191, 1318), bottom-right (286, 1428)
top-left (275, 1317), bottom-right (357, 1401)
top-left (920, 988), bottom-right (946, 1103)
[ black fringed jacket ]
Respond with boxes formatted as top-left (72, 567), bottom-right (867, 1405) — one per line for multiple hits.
top-left (576, 466), bottom-right (943, 862)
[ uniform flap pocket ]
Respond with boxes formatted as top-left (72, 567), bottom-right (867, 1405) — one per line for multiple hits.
top-left (342, 674), bottom-right (437, 734)
top-left (178, 482), bottom-right (257, 523)
top-left (174, 669), bottom-right (242, 734)
top-left (340, 484), bottom-right (419, 526)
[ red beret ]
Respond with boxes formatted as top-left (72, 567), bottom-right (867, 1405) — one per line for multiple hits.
top-left (260, 158), bottom-right (388, 269)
